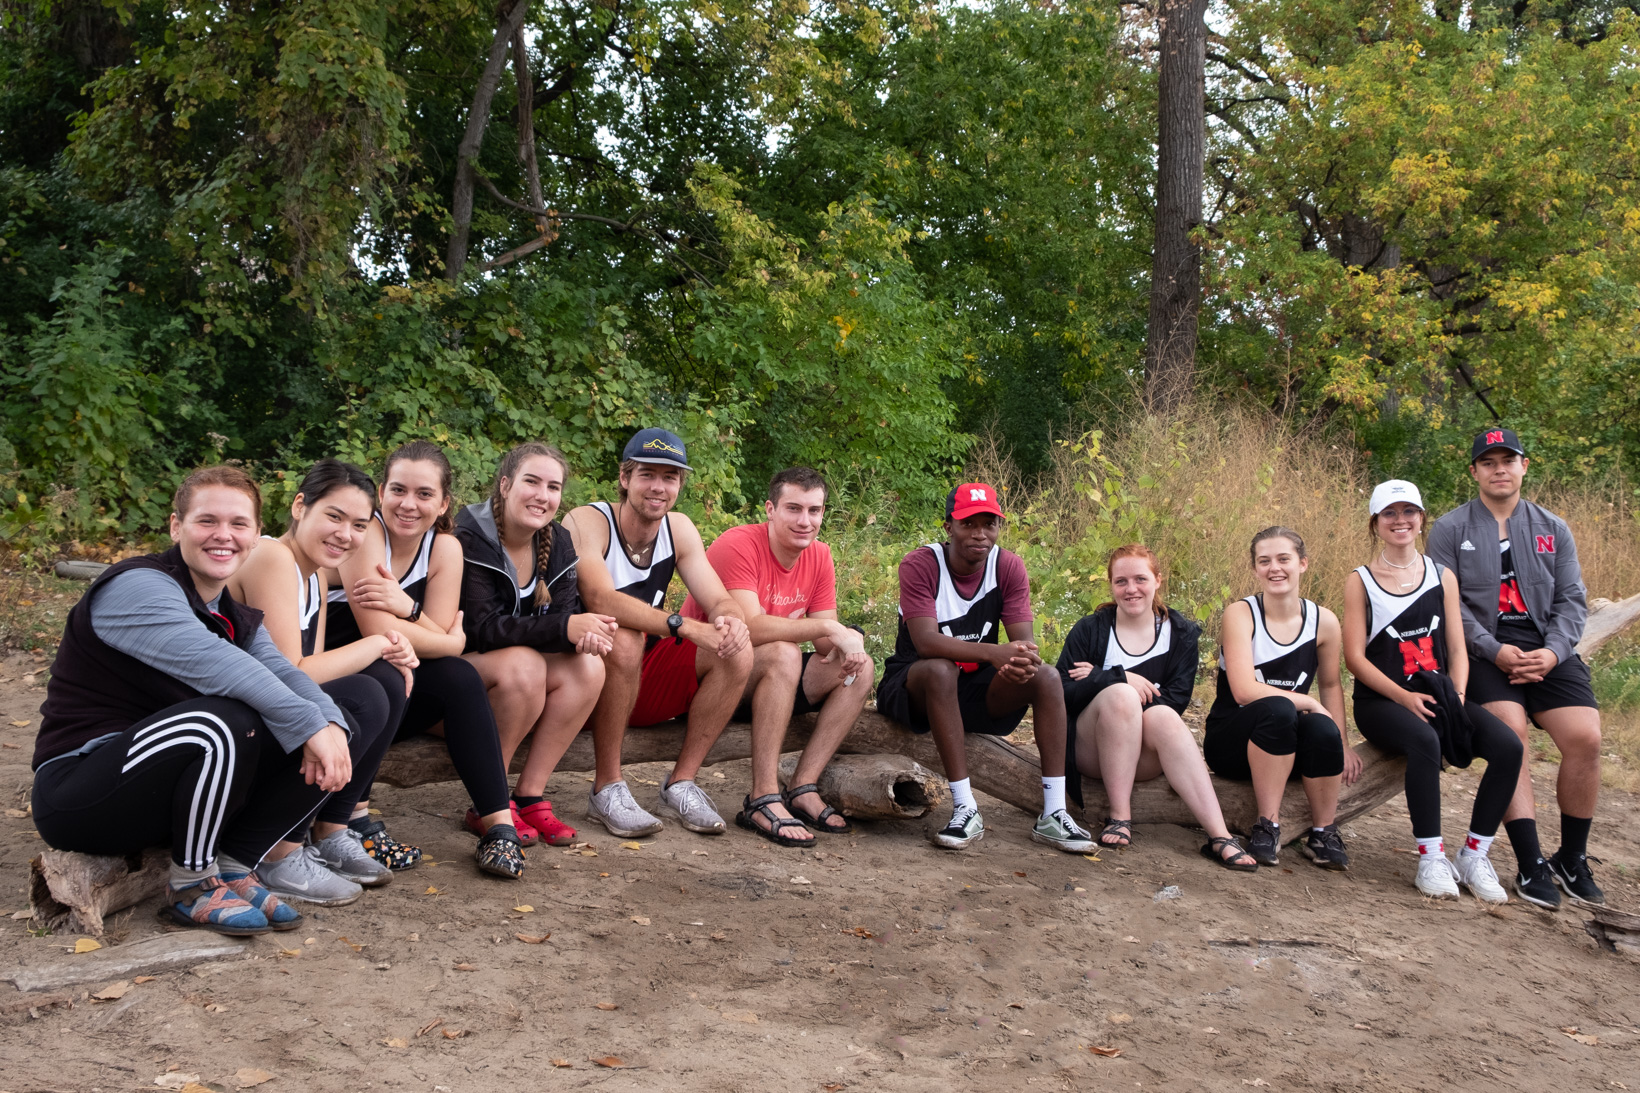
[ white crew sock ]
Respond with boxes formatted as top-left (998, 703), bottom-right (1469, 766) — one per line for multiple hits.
top-left (1041, 775), bottom-right (1067, 815)
top-left (949, 777), bottom-right (977, 811)
top-left (1460, 831), bottom-right (1495, 859)
top-left (1416, 835), bottom-right (1445, 859)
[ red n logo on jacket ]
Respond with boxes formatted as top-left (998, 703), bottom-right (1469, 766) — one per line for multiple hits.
top-left (1535, 535), bottom-right (1555, 553)
top-left (1399, 637), bottom-right (1437, 675)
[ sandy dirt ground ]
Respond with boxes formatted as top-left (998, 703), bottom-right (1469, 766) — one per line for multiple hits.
top-left (0, 651), bottom-right (1637, 1092)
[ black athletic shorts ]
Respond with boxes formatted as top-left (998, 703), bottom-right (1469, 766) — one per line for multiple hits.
top-left (874, 661), bottom-right (1028, 737)
top-left (731, 650), bottom-right (827, 722)
top-left (1468, 651), bottom-right (1598, 715)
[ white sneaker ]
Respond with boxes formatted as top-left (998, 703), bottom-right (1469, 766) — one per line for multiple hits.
top-left (587, 780), bottom-right (664, 838)
top-left (658, 779), bottom-right (726, 834)
top-left (1415, 853), bottom-right (1461, 899)
top-left (1456, 852), bottom-right (1509, 904)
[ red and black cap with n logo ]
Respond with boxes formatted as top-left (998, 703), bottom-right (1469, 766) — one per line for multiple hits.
top-left (1470, 427), bottom-right (1525, 464)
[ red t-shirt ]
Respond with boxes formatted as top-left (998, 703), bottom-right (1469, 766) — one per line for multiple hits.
top-left (897, 545), bottom-right (1033, 626)
top-left (681, 523), bottom-right (837, 621)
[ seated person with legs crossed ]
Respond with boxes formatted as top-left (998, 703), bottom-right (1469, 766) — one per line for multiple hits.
top-left (875, 483), bottom-right (1092, 853)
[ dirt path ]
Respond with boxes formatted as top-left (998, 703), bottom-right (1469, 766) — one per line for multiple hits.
top-left (1, 653), bottom-right (1636, 1091)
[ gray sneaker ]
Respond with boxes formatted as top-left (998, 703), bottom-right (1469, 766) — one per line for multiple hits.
top-left (314, 827), bottom-right (393, 887)
top-left (587, 780), bottom-right (664, 838)
top-left (658, 779), bottom-right (727, 834)
top-left (1031, 809), bottom-right (1096, 853)
top-left (257, 845), bottom-right (364, 906)
top-left (934, 804), bottom-right (985, 849)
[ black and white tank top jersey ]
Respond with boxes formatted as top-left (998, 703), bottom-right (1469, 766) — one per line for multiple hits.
top-left (1354, 555), bottom-right (1447, 699)
top-left (1101, 612), bottom-right (1173, 684)
top-left (325, 516), bottom-right (437, 647)
top-left (1209, 595), bottom-right (1318, 718)
top-left (590, 501), bottom-right (676, 608)
top-left (885, 543), bottom-right (1004, 672)
top-left (265, 535), bottom-right (323, 658)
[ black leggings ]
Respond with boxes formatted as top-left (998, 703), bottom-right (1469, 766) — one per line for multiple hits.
top-left (355, 657), bottom-right (510, 817)
top-left (1353, 692), bottom-right (1524, 839)
top-left (1203, 696), bottom-right (1345, 780)
top-left (311, 664), bottom-right (400, 825)
top-left (33, 696), bottom-right (362, 869)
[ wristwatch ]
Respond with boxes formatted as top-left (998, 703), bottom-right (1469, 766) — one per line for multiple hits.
top-left (667, 612), bottom-right (684, 639)
top-left (403, 600), bottom-right (422, 623)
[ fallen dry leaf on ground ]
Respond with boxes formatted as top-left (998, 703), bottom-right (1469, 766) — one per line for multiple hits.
top-left (92, 981), bottom-right (131, 1001)
top-left (789, 875), bottom-right (811, 885)
top-left (204, 1003), bottom-right (227, 1013)
top-left (844, 927), bottom-right (874, 939)
top-left (1087, 1045), bottom-right (1122, 1058)
top-left (1561, 1027), bottom-right (1599, 1046)
top-left (277, 948), bottom-right (301, 957)
top-left (1008, 1002), bottom-right (1024, 1009)
top-left (134, 976), bottom-right (157, 984)
top-left (1108, 1012), bottom-right (1133, 1024)
top-left (590, 1056), bottom-right (627, 1068)
top-left (424, 886), bottom-right (440, 895)
top-left (621, 841), bottom-right (644, 850)
top-left (580, 849), bottom-right (599, 857)
top-left (153, 1073), bottom-right (201, 1089)
top-left (417, 1018), bottom-right (444, 1037)
top-left (550, 1059), bottom-right (572, 1067)
top-left (515, 933), bottom-right (549, 944)
top-left (11, 719), bottom-right (30, 726)
top-left (710, 932), bottom-right (727, 941)
top-left (441, 1028), bottom-right (467, 1040)
top-left (381, 1037), bottom-right (408, 1049)
top-left (233, 1068), bottom-right (275, 1088)
top-left (74, 938), bottom-right (102, 953)
top-left (1013, 871), bottom-right (1026, 877)
top-left (595, 1002), bottom-right (619, 1011)
top-left (453, 963), bottom-right (476, 971)
top-left (338, 936), bottom-right (364, 952)
top-left (630, 915), bottom-right (650, 925)
top-left (513, 904), bottom-right (534, 913)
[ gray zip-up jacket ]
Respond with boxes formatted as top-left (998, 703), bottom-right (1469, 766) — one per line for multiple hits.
top-left (1427, 497), bottom-right (1587, 667)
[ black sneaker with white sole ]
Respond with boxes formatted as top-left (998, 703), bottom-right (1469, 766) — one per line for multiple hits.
top-left (1513, 859), bottom-right (1561, 910)
top-left (1301, 824), bottom-right (1349, 871)
top-left (1548, 850), bottom-right (1605, 907)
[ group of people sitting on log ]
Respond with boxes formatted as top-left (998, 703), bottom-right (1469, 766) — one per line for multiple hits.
top-left (28, 426), bottom-right (1607, 935)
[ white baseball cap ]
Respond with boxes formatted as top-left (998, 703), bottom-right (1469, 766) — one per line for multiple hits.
top-left (1368, 479), bottom-right (1425, 515)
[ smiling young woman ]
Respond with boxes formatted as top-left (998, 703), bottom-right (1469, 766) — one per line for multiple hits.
top-left (326, 441), bottom-right (525, 879)
top-left (32, 466), bottom-right (361, 935)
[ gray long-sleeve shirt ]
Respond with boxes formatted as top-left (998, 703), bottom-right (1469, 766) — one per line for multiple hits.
top-left (89, 568), bottom-right (346, 753)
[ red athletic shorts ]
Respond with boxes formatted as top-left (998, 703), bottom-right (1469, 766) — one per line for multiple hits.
top-left (629, 637), bottom-right (701, 726)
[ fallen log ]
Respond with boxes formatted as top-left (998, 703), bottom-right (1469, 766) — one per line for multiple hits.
top-left (776, 753), bottom-right (943, 820)
top-left (1584, 906), bottom-right (1640, 958)
top-left (28, 848), bottom-right (169, 937)
top-left (375, 708), bottom-right (1405, 833)
top-left (1578, 594), bottom-right (1640, 659)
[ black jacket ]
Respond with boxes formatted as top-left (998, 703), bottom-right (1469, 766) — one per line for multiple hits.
top-left (1404, 669), bottom-right (1476, 768)
top-left (454, 500), bottom-right (584, 655)
top-left (1055, 605), bottom-right (1202, 718)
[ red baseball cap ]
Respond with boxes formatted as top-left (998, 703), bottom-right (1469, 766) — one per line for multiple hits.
top-left (947, 482), bottom-right (1005, 521)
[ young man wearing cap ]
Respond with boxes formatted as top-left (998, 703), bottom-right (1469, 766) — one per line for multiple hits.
top-left (875, 483), bottom-right (1093, 853)
top-left (677, 467), bottom-right (874, 846)
top-left (562, 428), bottom-right (753, 838)
top-left (1428, 428), bottom-right (1605, 908)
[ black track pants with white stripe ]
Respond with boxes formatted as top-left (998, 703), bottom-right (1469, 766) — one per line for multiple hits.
top-left (34, 697), bottom-right (329, 869)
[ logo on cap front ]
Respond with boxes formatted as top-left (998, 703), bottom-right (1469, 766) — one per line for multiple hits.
top-left (642, 438), bottom-right (684, 456)
top-left (1486, 430), bottom-right (1505, 446)
top-left (968, 487), bottom-right (988, 501)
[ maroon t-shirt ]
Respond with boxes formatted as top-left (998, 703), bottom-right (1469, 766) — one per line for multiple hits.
top-left (897, 546), bottom-right (1033, 626)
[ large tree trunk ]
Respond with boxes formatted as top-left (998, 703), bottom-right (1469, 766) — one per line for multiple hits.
top-left (1143, 0), bottom-right (1208, 413)
top-left (445, 0), bottom-right (531, 283)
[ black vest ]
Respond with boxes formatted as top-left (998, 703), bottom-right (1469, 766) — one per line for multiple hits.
top-left (35, 547), bottom-right (263, 768)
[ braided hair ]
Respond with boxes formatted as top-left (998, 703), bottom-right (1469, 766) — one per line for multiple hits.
top-left (491, 441), bottom-right (569, 609)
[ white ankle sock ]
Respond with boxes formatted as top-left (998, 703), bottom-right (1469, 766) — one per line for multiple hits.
top-left (1416, 835), bottom-right (1445, 859)
top-left (949, 778), bottom-right (976, 811)
top-left (350, 804), bottom-right (371, 820)
top-left (1461, 831), bottom-right (1495, 859)
top-left (1041, 776), bottom-right (1066, 815)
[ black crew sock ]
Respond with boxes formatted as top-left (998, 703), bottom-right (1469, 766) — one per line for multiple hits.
top-left (512, 794), bottom-right (545, 809)
top-left (1559, 813), bottom-right (1592, 860)
top-left (1504, 818), bottom-right (1543, 869)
